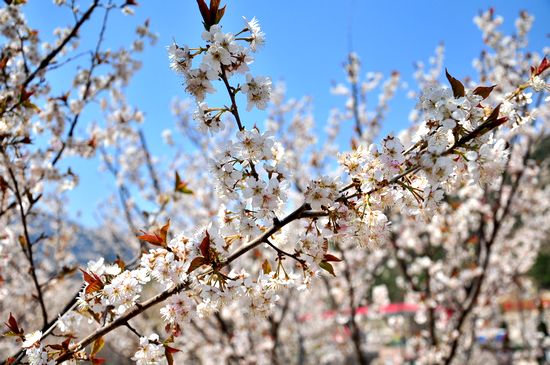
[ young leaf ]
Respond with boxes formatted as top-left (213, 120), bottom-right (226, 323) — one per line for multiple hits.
top-left (187, 257), bottom-right (207, 274)
top-left (18, 235), bottom-right (27, 249)
top-left (175, 171), bottom-right (193, 194)
top-left (91, 336), bottom-right (105, 357)
top-left (214, 5), bottom-right (226, 24)
top-left (80, 269), bottom-right (104, 295)
top-left (196, 0), bottom-right (211, 27)
top-left (445, 69), bottom-right (465, 98)
top-left (473, 85), bottom-right (495, 100)
top-left (199, 231), bottom-right (211, 261)
top-left (262, 259), bottom-right (272, 274)
top-left (159, 219), bottom-right (170, 244)
top-left (137, 231), bottom-right (164, 246)
top-left (165, 345), bottom-right (181, 365)
top-left (0, 56), bottom-right (9, 71)
top-left (4, 313), bottom-right (23, 336)
top-left (196, 0), bottom-right (225, 29)
top-left (319, 261), bottom-right (336, 276)
top-left (323, 254), bottom-right (342, 262)
top-left (532, 57), bottom-right (549, 76)
top-left (114, 256), bottom-right (126, 271)
top-left (137, 219), bottom-right (170, 247)
top-left (484, 103), bottom-right (501, 125)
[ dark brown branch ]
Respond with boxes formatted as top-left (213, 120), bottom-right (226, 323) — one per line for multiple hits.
top-left (55, 280), bottom-right (191, 362)
top-left (337, 243), bottom-right (367, 365)
top-left (138, 129), bottom-right (162, 196)
top-left (219, 66), bottom-right (244, 131)
top-left (1, 150), bottom-right (48, 328)
top-left (50, 2), bottom-right (112, 166)
top-left (21, 0), bottom-right (100, 89)
top-left (443, 142), bottom-right (531, 365)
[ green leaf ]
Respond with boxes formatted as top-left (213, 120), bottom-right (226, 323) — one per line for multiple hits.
top-left (175, 171), bottom-right (193, 194)
top-left (319, 261), bottom-right (336, 276)
top-left (91, 336), bottom-right (104, 357)
top-left (262, 259), bottom-right (272, 274)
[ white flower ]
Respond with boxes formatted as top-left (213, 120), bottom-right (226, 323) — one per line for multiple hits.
top-left (530, 75), bottom-right (548, 92)
top-left (304, 176), bottom-right (339, 210)
top-left (203, 42), bottom-right (233, 71)
top-left (185, 64), bottom-right (217, 102)
top-left (167, 43), bottom-right (192, 74)
top-left (57, 312), bottom-right (82, 334)
top-left (22, 331), bottom-right (42, 348)
top-left (427, 130), bottom-right (451, 154)
top-left (193, 102), bottom-right (223, 133)
top-left (160, 292), bottom-right (195, 325)
top-left (243, 17), bottom-right (265, 51)
top-left (132, 334), bottom-right (164, 365)
top-left (201, 24), bottom-right (222, 43)
top-left (241, 74), bottom-right (272, 111)
top-left (161, 129), bottom-right (174, 145)
top-left (26, 345), bottom-right (54, 365)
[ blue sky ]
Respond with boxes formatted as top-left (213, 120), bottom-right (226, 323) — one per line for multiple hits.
top-left (22, 1), bottom-right (549, 227)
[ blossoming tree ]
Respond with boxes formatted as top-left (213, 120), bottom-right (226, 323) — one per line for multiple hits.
top-left (1, 1), bottom-right (548, 364)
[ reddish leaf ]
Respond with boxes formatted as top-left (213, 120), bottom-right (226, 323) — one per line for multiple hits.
top-left (165, 345), bottom-right (181, 354)
top-left (165, 323), bottom-right (182, 337)
top-left (80, 269), bottom-right (104, 295)
top-left (473, 85), bottom-right (495, 99)
top-left (196, 0), bottom-right (211, 27)
top-left (114, 256), bottom-right (126, 271)
top-left (199, 231), bottom-right (211, 260)
top-left (532, 57), bottom-right (549, 76)
top-left (4, 357), bottom-right (16, 365)
top-left (164, 344), bottom-right (181, 365)
top-left (91, 358), bottom-right (106, 365)
top-left (323, 254), bottom-right (342, 262)
top-left (214, 5), bottom-right (226, 24)
top-left (484, 103), bottom-right (501, 125)
top-left (187, 257), bottom-right (207, 274)
top-left (136, 231), bottom-right (164, 246)
top-left (196, 0), bottom-right (225, 29)
top-left (445, 69), bottom-right (465, 98)
top-left (477, 104), bottom-right (508, 138)
top-left (165, 349), bottom-right (175, 365)
top-left (4, 313), bottom-right (22, 336)
top-left (19, 88), bottom-right (34, 102)
top-left (4, 0), bottom-right (28, 4)
top-left (159, 219), bottom-right (170, 244)
top-left (0, 56), bottom-right (8, 70)
top-left (137, 219), bottom-right (170, 247)
top-left (47, 344), bottom-right (65, 351)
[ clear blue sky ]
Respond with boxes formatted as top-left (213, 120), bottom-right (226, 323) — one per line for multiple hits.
top-left (23, 1), bottom-right (549, 227)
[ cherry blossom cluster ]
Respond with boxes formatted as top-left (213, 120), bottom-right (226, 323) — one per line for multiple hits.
top-left (1, 2), bottom-right (549, 365)
top-left (330, 52), bottom-right (402, 144)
